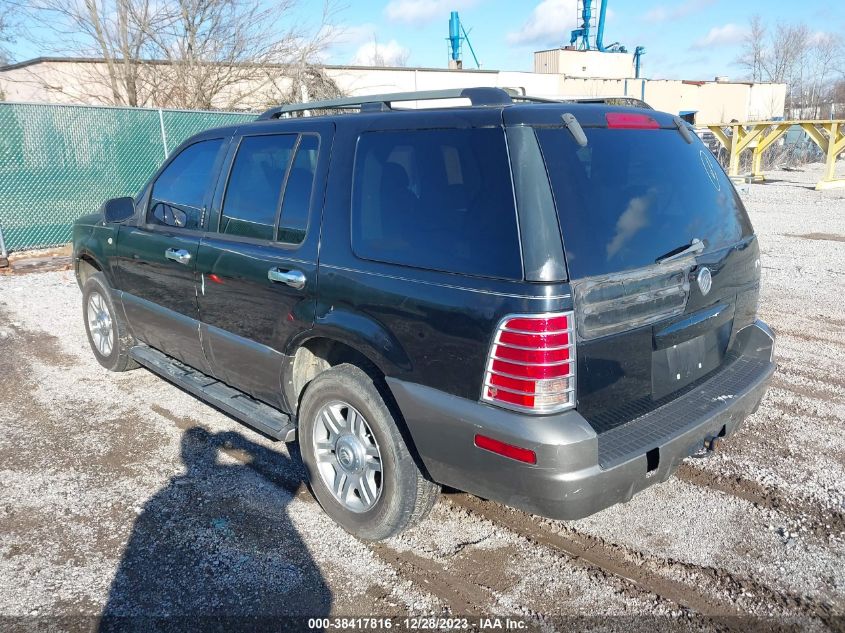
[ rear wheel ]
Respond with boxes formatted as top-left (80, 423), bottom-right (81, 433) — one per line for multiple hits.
top-left (82, 273), bottom-right (137, 372)
top-left (299, 364), bottom-right (438, 541)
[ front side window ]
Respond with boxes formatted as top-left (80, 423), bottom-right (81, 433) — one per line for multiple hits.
top-left (351, 128), bottom-right (522, 279)
top-left (149, 138), bottom-right (223, 229)
top-left (220, 134), bottom-right (297, 240)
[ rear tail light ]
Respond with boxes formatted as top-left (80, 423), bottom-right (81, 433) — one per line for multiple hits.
top-left (605, 112), bottom-right (660, 129)
top-left (482, 312), bottom-right (576, 414)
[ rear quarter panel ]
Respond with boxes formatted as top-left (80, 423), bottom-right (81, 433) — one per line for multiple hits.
top-left (315, 118), bottom-right (574, 400)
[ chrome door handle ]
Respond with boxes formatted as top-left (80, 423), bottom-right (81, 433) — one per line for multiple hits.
top-left (268, 267), bottom-right (306, 290)
top-left (165, 248), bottom-right (191, 265)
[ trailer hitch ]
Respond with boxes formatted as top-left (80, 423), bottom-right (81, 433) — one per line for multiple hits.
top-left (690, 435), bottom-right (724, 459)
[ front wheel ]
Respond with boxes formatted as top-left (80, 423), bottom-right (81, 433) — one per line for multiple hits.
top-left (82, 272), bottom-right (137, 372)
top-left (299, 364), bottom-right (438, 541)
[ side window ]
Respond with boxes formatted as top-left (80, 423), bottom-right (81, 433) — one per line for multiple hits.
top-left (149, 138), bottom-right (223, 229)
top-left (277, 135), bottom-right (319, 244)
top-left (220, 134), bottom-right (297, 240)
top-left (351, 128), bottom-right (522, 279)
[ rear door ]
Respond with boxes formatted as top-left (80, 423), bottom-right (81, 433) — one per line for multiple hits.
top-left (195, 122), bottom-right (333, 410)
top-left (530, 112), bottom-right (759, 430)
top-left (115, 136), bottom-right (227, 373)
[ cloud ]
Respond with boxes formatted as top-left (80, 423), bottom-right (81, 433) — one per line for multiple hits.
top-left (809, 30), bottom-right (839, 46)
top-left (351, 39), bottom-right (410, 66)
top-left (607, 191), bottom-right (653, 259)
top-left (384, 0), bottom-right (480, 24)
top-left (321, 23), bottom-right (378, 64)
top-left (642, 0), bottom-right (715, 23)
top-left (690, 23), bottom-right (747, 50)
top-left (332, 23), bottom-right (379, 48)
top-left (506, 0), bottom-right (579, 48)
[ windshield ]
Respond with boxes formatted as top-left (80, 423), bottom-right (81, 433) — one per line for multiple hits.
top-left (535, 127), bottom-right (753, 279)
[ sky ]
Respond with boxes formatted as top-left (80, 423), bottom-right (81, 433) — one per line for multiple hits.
top-left (5, 0), bottom-right (844, 81)
top-left (318, 0), bottom-right (843, 80)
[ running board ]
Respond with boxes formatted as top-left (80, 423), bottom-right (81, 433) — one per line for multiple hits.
top-left (129, 345), bottom-right (296, 442)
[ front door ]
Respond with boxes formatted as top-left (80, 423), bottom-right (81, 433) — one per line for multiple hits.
top-left (115, 136), bottom-right (227, 374)
top-left (196, 123), bottom-right (333, 410)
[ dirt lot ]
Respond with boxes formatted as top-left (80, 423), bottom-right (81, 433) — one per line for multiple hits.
top-left (0, 163), bottom-right (843, 631)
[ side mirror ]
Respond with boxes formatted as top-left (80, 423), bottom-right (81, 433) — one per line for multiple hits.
top-left (100, 197), bottom-right (135, 223)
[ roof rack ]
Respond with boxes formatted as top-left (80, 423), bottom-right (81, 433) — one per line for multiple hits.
top-left (258, 87), bottom-right (513, 120)
top-left (511, 95), bottom-right (563, 104)
top-left (515, 95), bottom-right (652, 109)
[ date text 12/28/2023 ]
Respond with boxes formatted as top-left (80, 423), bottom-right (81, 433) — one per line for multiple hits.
top-left (307, 617), bottom-right (529, 630)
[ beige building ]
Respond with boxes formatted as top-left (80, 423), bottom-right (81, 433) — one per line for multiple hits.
top-left (0, 56), bottom-right (786, 125)
top-left (534, 48), bottom-right (635, 78)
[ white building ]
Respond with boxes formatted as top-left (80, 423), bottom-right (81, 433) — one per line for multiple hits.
top-left (0, 56), bottom-right (786, 125)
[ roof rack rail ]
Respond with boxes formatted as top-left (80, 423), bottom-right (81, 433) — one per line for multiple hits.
top-left (258, 87), bottom-right (513, 120)
top-left (511, 95), bottom-right (564, 104)
top-left (515, 95), bottom-right (652, 109)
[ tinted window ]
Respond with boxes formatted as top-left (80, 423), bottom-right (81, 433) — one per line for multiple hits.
top-left (149, 138), bottom-right (223, 229)
top-left (221, 134), bottom-right (297, 240)
top-left (351, 128), bottom-right (521, 279)
top-left (536, 128), bottom-right (753, 279)
top-left (277, 135), bottom-right (319, 244)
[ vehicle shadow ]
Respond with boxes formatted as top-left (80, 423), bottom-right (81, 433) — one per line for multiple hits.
top-left (99, 426), bottom-right (331, 631)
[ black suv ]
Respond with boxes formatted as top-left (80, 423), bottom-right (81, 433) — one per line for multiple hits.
top-left (73, 88), bottom-right (775, 540)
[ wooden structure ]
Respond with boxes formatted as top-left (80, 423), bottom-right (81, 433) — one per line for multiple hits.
top-left (703, 120), bottom-right (845, 190)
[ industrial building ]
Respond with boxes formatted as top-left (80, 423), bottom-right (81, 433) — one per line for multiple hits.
top-left (0, 2), bottom-right (786, 125)
top-left (0, 57), bottom-right (786, 126)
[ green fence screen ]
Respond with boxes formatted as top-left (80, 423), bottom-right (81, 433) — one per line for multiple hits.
top-left (0, 102), bottom-right (256, 252)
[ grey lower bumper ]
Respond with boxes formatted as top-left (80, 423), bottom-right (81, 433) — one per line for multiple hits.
top-left (387, 320), bottom-right (775, 521)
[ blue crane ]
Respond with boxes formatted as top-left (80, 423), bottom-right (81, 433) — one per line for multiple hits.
top-left (569, 0), bottom-right (646, 77)
top-left (447, 11), bottom-right (480, 69)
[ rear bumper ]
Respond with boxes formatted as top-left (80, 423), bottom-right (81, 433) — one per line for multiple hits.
top-left (387, 319), bottom-right (775, 521)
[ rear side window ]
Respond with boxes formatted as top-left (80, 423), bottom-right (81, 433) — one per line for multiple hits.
top-left (149, 138), bottom-right (223, 229)
top-left (351, 128), bottom-right (521, 279)
top-left (221, 134), bottom-right (297, 240)
top-left (277, 135), bottom-right (319, 244)
top-left (536, 127), bottom-right (753, 279)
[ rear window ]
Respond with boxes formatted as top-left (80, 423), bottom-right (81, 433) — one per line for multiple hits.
top-left (221, 134), bottom-right (297, 240)
top-left (277, 135), bottom-right (319, 244)
top-left (351, 128), bottom-right (522, 279)
top-left (536, 127), bottom-right (753, 279)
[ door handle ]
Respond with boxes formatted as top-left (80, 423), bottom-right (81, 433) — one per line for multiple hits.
top-left (165, 248), bottom-right (192, 265)
top-left (268, 267), bottom-right (306, 290)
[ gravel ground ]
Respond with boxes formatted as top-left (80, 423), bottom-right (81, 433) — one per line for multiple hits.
top-left (0, 163), bottom-right (843, 632)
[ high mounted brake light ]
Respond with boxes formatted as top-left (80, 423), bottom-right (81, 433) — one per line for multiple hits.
top-left (605, 112), bottom-right (659, 129)
top-left (481, 312), bottom-right (576, 414)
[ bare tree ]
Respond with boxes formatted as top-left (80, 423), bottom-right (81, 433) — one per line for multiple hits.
top-left (806, 33), bottom-right (844, 117)
top-left (763, 22), bottom-right (809, 85)
top-left (1, 0), bottom-right (15, 65)
top-left (735, 14), bottom-right (766, 82)
top-left (735, 16), bottom-right (844, 118)
top-left (263, 10), bottom-right (346, 107)
top-left (832, 79), bottom-right (845, 118)
top-left (18, 0), bottom-right (342, 109)
top-left (17, 0), bottom-right (172, 105)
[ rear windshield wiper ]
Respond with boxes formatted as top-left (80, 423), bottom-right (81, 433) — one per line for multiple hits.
top-left (673, 115), bottom-right (694, 144)
top-left (561, 113), bottom-right (588, 147)
top-left (657, 238), bottom-right (704, 264)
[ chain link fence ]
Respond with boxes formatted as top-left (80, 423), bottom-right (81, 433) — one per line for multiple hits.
top-left (0, 102), bottom-right (256, 253)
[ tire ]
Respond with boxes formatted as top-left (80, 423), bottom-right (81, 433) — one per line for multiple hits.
top-left (299, 364), bottom-right (439, 541)
top-left (82, 272), bottom-right (138, 372)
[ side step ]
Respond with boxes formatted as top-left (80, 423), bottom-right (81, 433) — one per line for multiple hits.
top-left (129, 345), bottom-right (296, 442)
